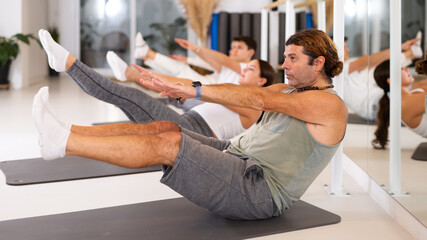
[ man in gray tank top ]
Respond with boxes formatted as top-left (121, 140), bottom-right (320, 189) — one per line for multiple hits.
top-left (34, 29), bottom-right (347, 220)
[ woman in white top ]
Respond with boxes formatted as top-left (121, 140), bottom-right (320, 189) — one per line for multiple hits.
top-left (372, 59), bottom-right (427, 149)
top-left (343, 34), bottom-right (422, 121)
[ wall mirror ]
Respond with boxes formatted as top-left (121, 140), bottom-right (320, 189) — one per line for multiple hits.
top-left (342, 0), bottom-right (427, 227)
top-left (80, 0), bottom-right (186, 69)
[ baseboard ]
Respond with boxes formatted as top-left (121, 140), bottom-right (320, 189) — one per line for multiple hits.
top-left (343, 154), bottom-right (426, 240)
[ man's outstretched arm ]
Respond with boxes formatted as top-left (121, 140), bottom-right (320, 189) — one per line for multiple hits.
top-left (175, 38), bottom-right (241, 74)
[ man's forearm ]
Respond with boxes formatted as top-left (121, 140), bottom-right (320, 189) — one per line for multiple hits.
top-left (200, 84), bottom-right (265, 111)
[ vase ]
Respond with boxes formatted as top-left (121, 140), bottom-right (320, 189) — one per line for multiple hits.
top-left (0, 60), bottom-right (11, 89)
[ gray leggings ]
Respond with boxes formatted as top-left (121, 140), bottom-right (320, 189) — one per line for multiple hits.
top-left (161, 128), bottom-right (278, 220)
top-left (66, 60), bottom-right (214, 137)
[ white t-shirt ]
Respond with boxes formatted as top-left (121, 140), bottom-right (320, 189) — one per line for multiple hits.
top-left (191, 103), bottom-right (246, 140)
top-left (187, 57), bottom-right (216, 72)
top-left (343, 58), bottom-right (383, 121)
top-left (192, 62), bottom-right (249, 139)
top-left (343, 53), bottom-right (413, 121)
top-left (216, 62), bottom-right (248, 85)
top-left (402, 89), bottom-right (427, 138)
top-left (404, 114), bottom-right (427, 138)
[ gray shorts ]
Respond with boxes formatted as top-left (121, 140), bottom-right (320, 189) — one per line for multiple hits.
top-left (160, 129), bottom-right (278, 220)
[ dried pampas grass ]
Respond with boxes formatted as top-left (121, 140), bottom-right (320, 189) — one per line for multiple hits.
top-left (180, 0), bottom-right (219, 46)
top-left (310, 0), bottom-right (334, 33)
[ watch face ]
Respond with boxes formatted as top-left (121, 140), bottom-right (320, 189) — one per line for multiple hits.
top-left (192, 81), bottom-right (202, 87)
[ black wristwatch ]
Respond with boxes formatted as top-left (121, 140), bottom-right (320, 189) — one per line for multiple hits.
top-left (192, 81), bottom-right (202, 99)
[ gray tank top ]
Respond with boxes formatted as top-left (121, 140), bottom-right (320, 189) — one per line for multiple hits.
top-left (227, 88), bottom-right (341, 213)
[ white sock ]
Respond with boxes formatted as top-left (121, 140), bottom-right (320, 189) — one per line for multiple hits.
top-left (40, 29), bottom-right (69, 72)
top-left (40, 87), bottom-right (71, 130)
top-left (411, 31), bottom-right (423, 58)
top-left (33, 87), bottom-right (70, 160)
top-left (38, 29), bottom-right (55, 69)
top-left (106, 51), bottom-right (128, 81)
top-left (134, 32), bottom-right (149, 59)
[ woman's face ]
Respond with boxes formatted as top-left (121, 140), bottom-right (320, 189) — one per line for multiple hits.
top-left (401, 67), bottom-right (414, 87)
top-left (238, 60), bottom-right (265, 87)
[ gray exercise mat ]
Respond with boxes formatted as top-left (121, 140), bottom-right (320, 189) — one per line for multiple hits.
top-left (0, 156), bottom-right (161, 185)
top-left (411, 142), bottom-right (427, 161)
top-left (0, 197), bottom-right (341, 240)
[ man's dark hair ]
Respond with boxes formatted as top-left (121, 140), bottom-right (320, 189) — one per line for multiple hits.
top-left (232, 35), bottom-right (257, 52)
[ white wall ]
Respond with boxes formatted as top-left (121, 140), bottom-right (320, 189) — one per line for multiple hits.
top-left (21, 0), bottom-right (48, 88)
top-left (49, 0), bottom-right (80, 59)
top-left (0, 1), bottom-right (22, 36)
top-left (0, 0), bottom-right (23, 88)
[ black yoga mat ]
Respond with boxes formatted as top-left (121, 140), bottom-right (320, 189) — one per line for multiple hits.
top-left (0, 198), bottom-right (340, 240)
top-left (411, 142), bottom-right (427, 161)
top-left (0, 156), bottom-right (161, 185)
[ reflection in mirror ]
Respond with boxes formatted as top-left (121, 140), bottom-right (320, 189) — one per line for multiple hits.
top-left (135, 0), bottom-right (187, 66)
top-left (342, 0), bottom-right (371, 173)
top-left (343, 0), bottom-right (427, 227)
top-left (379, 0), bottom-right (426, 227)
top-left (81, 0), bottom-right (131, 68)
top-left (397, 1), bottom-right (427, 227)
top-left (79, 0), bottom-right (187, 69)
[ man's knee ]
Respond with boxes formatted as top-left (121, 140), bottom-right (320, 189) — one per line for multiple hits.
top-left (157, 131), bottom-right (182, 166)
top-left (149, 121), bottom-right (180, 133)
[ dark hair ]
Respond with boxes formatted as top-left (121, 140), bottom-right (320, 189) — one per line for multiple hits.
top-left (232, 35), bottom-right (257, 52)
top-left (415, 53), bottom-right (427, 75)
top-left (257, 59), bottom-right (275, 87)
top-left (285, 29), bottom-right (343, 82)
top-left (372, 60), bottom-right (391, 149)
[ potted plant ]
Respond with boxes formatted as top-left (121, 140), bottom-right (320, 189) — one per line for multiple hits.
top-left (0, 33), bottom-right (41, 89)
top-left (145, 17), bottom-right (187, 56)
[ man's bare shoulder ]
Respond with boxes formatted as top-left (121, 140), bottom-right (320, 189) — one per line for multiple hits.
top-left (299, 90), bottom-right (347, 116)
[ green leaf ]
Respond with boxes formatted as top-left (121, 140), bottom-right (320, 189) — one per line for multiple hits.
top-left (0, 32), bottom-right (42, 66)
top-left (13, 33), bottom-right (30, 45)
top-left (27, 34), bottom-right (42, 48)
top-left (0, 51), bottom-right (9, 67)
top-left (3, 43), bottom-right (19, 59)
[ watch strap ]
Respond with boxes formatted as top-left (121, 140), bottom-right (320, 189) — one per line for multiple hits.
top-left (195, 85), bottom-right (201, 99)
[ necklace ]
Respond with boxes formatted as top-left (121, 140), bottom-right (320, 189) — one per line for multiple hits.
top-left (296, 84), bottom-right (334, 92)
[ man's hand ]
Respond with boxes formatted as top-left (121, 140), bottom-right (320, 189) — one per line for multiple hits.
top-left (150, 76), bottom-right (197, 100)
top-left (131, 63), bottom-right (197, 100)
top-left (175, 38), bottom-right (198, 52)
